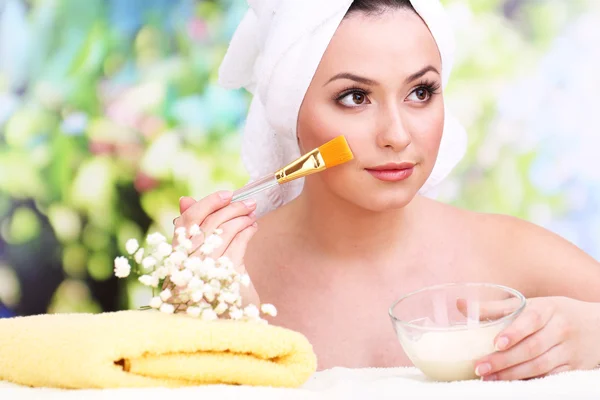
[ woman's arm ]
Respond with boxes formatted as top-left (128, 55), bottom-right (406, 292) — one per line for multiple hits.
top-left (470, 213), bottom-right (600, 380)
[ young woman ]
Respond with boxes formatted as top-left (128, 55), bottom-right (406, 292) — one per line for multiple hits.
top-left (173, 0), bottom-right (600, 380)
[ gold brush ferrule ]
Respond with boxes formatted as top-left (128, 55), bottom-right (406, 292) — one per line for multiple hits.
top-left (275, 148), bottom-right (326, 184)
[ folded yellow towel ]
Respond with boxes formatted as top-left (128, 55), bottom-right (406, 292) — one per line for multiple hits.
top-left (0, 310), bottom-right (317, 389)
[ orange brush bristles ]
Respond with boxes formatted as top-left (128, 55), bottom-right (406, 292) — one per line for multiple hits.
top-left (318, 136), bottom-right (354, 168)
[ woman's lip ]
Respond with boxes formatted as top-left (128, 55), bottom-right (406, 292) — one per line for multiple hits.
top-left (366, 166), bottom-right (414, 182)
top-left (367, 162), bottom-right (415, 171)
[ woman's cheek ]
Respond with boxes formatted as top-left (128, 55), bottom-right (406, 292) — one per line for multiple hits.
top-left (408, 110), bottom-right (444, 161)
top-left (297, 103), bottom-right (342, 152)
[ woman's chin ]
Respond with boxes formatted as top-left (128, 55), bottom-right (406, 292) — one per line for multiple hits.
top-left (351, 190), bottom-right (418, 212)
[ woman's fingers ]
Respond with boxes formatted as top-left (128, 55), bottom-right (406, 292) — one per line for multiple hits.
top-left (175, 191), bottom-right (233, 230)
top-left (222, 223), bottom-right (259, 267)
top-left (475, 325), bottom-right (560, 377)
top-left (200, 199), bottom-right (256, 236)
top-left (493, 302), bottom-right (554, 352)
top-left (179, 196), bottom-right (196, 214)
top-left (173, 193), bottom-right (254, 250)
top-left (482, 344), bottom-right (566, 381)
top-left (172, 197), bottom-right (199, 247)
top-left (456, 297), bottom-right (524, 321)
top-left (199, 214), bottom-right (256, 259)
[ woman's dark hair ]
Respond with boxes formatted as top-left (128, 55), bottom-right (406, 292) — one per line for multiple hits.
top-left (346, 0), bottom-right (416, 17)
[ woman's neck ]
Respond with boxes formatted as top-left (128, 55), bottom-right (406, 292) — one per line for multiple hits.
top-left (289, 180), bottom-right (419, 260)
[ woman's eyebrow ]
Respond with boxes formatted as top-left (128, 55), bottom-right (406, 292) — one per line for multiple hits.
top-left (324, 73), bottom-right (378, 87)
top-left (404, 65), bottom-right (440, 84)
top-left (324, 65), bottom-right (440, 87)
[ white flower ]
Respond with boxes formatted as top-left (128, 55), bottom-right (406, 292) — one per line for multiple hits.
top-left (159, 303), bottom-right (175, 314)
top-left (214, 302), bottom-right (228, 315)
top-left (189, 224), bottom-right (202, 237)
top-left (201, 309), bottom-right (218, 321)
top-left (229, 282), bottom-right (240, 294)
top-left (159, 289), bottom-right (172, 302)
top-left (199, 234), bottom-right (223, 255)
top-left (139, 274), bottom-right (159, 287)
top-left (142, 256), bottom-right (157, 270)
top-left (171, 270), bottom-right (191, 287)
top-left (196, 258), bottom-right (213, 277)
top-left (240, 274), bottom-right (251, 287)
top-left (191, 290), bottom-right (204, 303)
top-left (261, 304), bottom-right (278, 317)
top-left (181, 269), bottom-right (194, 285)
top-left (205, 234), bottom-right (223, 249)
top-left (229, 307), bottom-right (243, 320)
top-left (186, 306), bottom-right (202, 317)
top-left (217, 256), bottom-right (233, 269)
top-left (215, 303), bottom-right (229, 315)
top-left (205, 265), bottom-right (220, 280)
top-left (199, 243), bottom-right (215, 255)
top-left (214, 228), bottom-right (223, 235)
top-left (149, 296), bottom-right (162, 309)
top-left (180, 238), bottom-right (193, 251)
top-left (150, 274), bottom-right (161, 287)
top-left (156, 242), bottom-right (173, 259)
top-left (155, 266), bottom-right (169, 279)
top-left (184, 257), bottom-right (202, 274)
top-left (243, 304), bottom-right (260, 319)
top-left (167, 263), bottom-right (180, 277)
top-left (168, 251), bottom-right (187, 266)
top-left (197, 300), bottom-right (211, 310)
top-left (175, 227), bottom-right (187, 237)
top-left (203, 257), bottom-right (216, 269)
top-left (147, 232), bottom-right (167, 246)
top-left (221, 291), bottom-right (240, 305)
top-left (211, 267), bottom-right (231, 281)
top-left (114, 256), bottom-right (131, 278)
top-left (134, 248), bottom-right (144, 264)
top-left (204, 290), bottom-right (215, 303)
top-left (187, 277), bottom-right (203, 291)
top-left (209, 279), bottom-right (221, 290)
top-left (125, 239), bottom-right (139, 255)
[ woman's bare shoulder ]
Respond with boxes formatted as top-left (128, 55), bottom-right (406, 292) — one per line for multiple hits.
top-left (424, 198), bottom-right (600, 301)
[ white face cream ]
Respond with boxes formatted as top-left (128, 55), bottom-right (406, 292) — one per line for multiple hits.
top-left (398, 323), bottom-right (504, 381)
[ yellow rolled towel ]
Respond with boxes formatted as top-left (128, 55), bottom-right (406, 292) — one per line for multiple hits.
top-left (0, 310), bottom-right (317, 389)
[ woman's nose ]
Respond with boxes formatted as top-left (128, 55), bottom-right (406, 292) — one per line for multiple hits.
top-left (376, 107), bottom-right (411, 152)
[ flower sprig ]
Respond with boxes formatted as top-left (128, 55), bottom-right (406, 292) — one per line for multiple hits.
top-left (113, 225), bottom-right (276, 323)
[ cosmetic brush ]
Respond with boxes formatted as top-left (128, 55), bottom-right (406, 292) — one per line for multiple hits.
top-left (232, 135), bottom-right (354, 202)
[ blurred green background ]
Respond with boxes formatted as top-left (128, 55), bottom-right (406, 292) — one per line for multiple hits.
top-left (0, 0), bottom-right (598, 316)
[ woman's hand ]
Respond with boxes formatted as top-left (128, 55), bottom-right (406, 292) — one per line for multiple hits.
top-left (473, 297), bottom-right (600, 381)
top-left (173, 191), bottom-right (261, 305)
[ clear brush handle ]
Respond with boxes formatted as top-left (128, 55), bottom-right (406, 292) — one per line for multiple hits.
top-left (232, 174), bottom-right (278, 202)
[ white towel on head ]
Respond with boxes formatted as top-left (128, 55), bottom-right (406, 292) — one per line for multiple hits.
top-left (219, 0), bottom-right (468, 216)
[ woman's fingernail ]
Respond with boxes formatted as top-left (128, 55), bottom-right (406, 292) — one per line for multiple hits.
top-left (475, 363), bottom-right (491, 377)
top-left (495, 336), bottom-right (509, 351)
top-left (243, 199), bottom-right (256, 208)
top-left (219, 191), bottom-right (233, 200)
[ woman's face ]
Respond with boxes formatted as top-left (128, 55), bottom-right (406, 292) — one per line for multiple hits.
top-left (297, 8), bottom-right (444, 211)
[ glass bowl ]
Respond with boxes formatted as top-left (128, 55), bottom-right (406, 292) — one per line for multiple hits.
top-left (388, 282), bottom-right (526, 381)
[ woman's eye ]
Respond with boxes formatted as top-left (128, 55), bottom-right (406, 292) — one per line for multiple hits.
top-left (338, 91), bottom-right (370, 107)
top-left (406, 87), bottom-right (431, 102)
